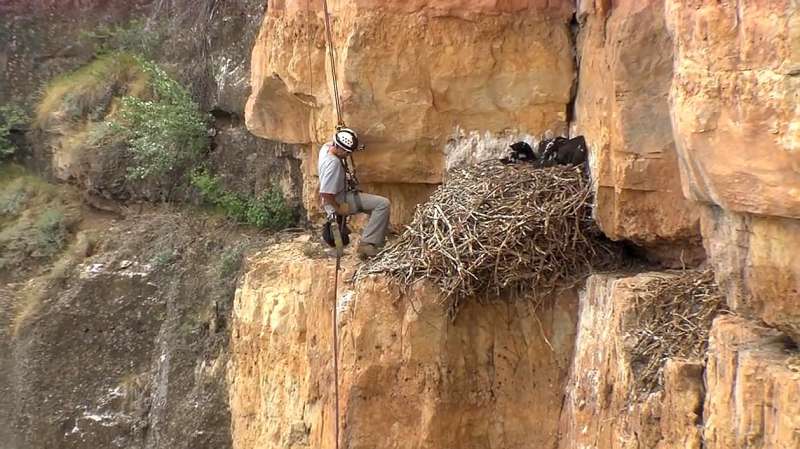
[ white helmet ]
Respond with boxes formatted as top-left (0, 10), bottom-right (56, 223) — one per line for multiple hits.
top-left (333, 128), bottom-right (359, 152)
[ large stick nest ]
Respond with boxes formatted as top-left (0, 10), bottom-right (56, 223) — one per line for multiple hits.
top-left (357, 161), bottom-right (620, 317)
top-left (626, 269), bottom-right (727, 401)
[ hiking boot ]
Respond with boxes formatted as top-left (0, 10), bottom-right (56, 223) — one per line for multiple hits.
top-left (357, 242), bottom-right (379, 260)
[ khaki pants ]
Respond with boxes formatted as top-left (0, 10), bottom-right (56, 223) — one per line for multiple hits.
top-left (340, 191), bottom-right (391, 246)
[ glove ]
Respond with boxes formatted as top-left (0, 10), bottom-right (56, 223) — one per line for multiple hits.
top-left (335, 203), bottom-right (351, 216)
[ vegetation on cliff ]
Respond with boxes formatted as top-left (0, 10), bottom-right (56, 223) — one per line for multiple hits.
top-left (191, 169), bottom-right (295, 230)
top-left (35, 51), bottom-right (207, 188)
top-left (0, 104), bottom-right (28, 161)
top-left (32, 44), bottom-right (296, 228)
top-left (0, 165), bottom-right (81, 280)
top-left (108, 56), bottom-right (208, 182)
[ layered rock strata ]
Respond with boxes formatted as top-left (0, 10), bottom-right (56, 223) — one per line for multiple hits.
top-left (558, 273), bottom-right (800, 449)
top-left (228, 243), bottom-right (578, 449)
top-left (704, 315), bottom-right (800, 449)
top-left (666, 0), bottom-right (800, 342)
top-left (246, 1), bottom-right (576, 220)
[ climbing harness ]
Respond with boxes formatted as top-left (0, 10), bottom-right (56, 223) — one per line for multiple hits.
top-left (341, 156), bottom-right (363, 210)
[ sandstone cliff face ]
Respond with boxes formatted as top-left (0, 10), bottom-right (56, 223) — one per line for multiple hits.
top-left (558, 274), bottom-right (705, 449)
top-left (666, 0), bottom-right (800, 342)
top-left (574, 0), bottom-right (701, 264)
top-left (701, 208), bottom-right (800, 343)
top-left (558, 273), bottom-right (800, 449)
top-left (667, 0), bottom-right (800, 219)
top-left (228, 243), bottom-right (578, 449)
top-left (227, 250), bottom-right (800, 449)
top-left (704, 316), bottom-right (800, 449)
top-left (5, 1), bottom-right (800, 448)
top-left (247, 0), bottom-right (575, 220)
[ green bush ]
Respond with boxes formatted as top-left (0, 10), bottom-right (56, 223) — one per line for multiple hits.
top-left (191, 170), bottom-right (295, 231)
top-left (246, 187), bottom-right (296, 230)
top-left (0, 104), bottom-right (28, 160)
top-left (110, 56), bottom-right (208, 181)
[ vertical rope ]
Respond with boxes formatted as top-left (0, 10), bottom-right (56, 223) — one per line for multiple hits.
top-left (306, 0), bottom-right (317, 141)
top-left (321, 3), bottom-right (348, 447)
top-left (332, 255), bottom-right (341, 449)
top-left (322, 0), bottom-right (345, 127)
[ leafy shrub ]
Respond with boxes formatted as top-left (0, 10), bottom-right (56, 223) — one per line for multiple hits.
top-left (110, 56), bottom-right (208, 181)
top-left (191, 170), bottom-right (296, 230)
top-left (246, 187), bottom-right (296, 230)
top-left (0, 104), bottom-right (28, 160)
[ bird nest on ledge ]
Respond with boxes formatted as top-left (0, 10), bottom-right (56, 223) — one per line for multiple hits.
top-left (357, 160), bottom-right (620, 318)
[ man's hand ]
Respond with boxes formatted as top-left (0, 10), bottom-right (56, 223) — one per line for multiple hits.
top-left (336, 203), bottom-right (351, 216)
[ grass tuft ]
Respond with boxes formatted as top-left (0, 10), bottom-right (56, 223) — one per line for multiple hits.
top-left (35, 52), bottom-right (148, 129)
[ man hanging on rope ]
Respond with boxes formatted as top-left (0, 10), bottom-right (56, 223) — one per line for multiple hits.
top-left (318, 127), bottom-right (391, 259)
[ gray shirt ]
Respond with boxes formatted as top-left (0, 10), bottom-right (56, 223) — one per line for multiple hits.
top-left (318, 143), bottom-right (346, 208)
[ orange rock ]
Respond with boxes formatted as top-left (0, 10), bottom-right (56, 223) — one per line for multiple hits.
top-left (666, 0), bottom-right (800, 219)
top-left (575, 0), bottom-right (701, 263)
top-left (701, 207), bottom-right (800, 343)
top-left (228, 242), bottom-right (578, 449)
top-left (656, 360), bottom-right (704, 449)
top-left (246, 2), bottom-right (576, 219)
top-left (558, 273), bottom-right (705, 449)
top-left (269, 0), bottom-right (574, 18)
top-left (666, 0), bottom-right (800, 349)
top-left (703, 315), bottom-right (800, 449)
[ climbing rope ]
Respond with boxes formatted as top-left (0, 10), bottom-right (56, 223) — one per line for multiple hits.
top-left (321, 1), bottom-right (347, 445)
top-left (322, 0), bottom-right (345, 128)
top-left (331, 250), bottom-right (342, 449)
top-left (321, 5), bottom-right (344, 448)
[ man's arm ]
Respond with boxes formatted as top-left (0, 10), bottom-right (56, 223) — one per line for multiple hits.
top-left (321, 193), bottom-right (350, 216)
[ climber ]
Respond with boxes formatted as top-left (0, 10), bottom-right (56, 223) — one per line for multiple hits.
top-left (319, 127), bottom-right (391, 259)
